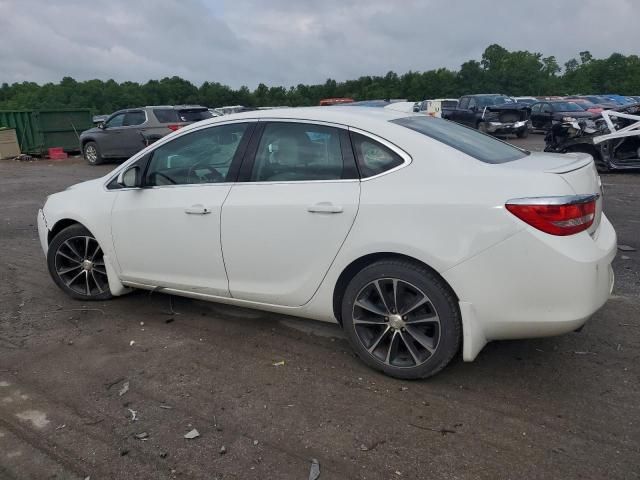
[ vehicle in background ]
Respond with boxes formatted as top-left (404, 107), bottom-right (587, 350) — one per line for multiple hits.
top-left (448, 94), bottom-right (530, 137)
top-left (564, 98), bottom-right (604, 114)
top-left (415, 99), bottom-right (459, 118)
top-left (39, 107), bottom-right (616, 379)
top-left (598, 94), bottom-right (634, 105)
top-left (383, 101), bottom-right (418, 113)
top-left (529, 101), bottom-right (594, 132)
top-left (212, 105), bottom-right (258, 115)
top-left (514, 96), bottom-right (538, 105)
top-left (577, 96), bottom-right (619, 109)
top-left (319, 98), bottom-right (354, 106)
top-left (80, 105), bottom-right (212, 165)
top-left (340, 100), bottom-right (391, 108)
top-left (545, 103), bottom-right (640, 172)
top-left (207, 109), bottom-right (222, 117)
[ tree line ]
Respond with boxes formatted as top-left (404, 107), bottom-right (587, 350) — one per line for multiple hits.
top-left (1, 44), bottom-right (639, 115)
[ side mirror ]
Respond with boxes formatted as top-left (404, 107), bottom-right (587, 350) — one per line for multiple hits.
top-left (99, 122), bottom-right (107, 129)
top-left (117, 166), bottom-right (141, 188)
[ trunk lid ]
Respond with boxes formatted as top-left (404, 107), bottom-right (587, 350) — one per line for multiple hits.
top-left (503, 152), bottom-right (603, 235)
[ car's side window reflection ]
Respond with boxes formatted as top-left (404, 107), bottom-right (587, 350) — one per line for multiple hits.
top-left (145, 123), bottom-right (248, 186)
top-left (105, 113), bottom-right (125, 128)
top-left (250, 122), bottom-right (345, 182)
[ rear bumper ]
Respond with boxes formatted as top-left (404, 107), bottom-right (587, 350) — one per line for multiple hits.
top-left (443, 214), bottom-right (616, 361)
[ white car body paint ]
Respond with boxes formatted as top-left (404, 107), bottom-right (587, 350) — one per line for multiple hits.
top-left (38, 107), bottom-right (616, 362)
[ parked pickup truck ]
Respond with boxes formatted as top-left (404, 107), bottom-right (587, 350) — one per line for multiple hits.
top-left (447, 94), bottom-right (530, 138)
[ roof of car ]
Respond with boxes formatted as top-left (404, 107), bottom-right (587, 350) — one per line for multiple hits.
top-left (144, 105), bottom-right (207, 109)
top-left (188, 106), bottom-right (414, 131)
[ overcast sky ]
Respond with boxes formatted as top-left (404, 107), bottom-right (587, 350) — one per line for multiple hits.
top-left (1, 0), bottom-right (639, 88)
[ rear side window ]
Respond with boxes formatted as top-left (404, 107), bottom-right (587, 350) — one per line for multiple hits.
top-left (177, 109), bottom-right (213, 122)
top-left (123, 110), bottom-right (146, 126)
top-left (350, 132), bottom-right (404, 177)
top-left (153, 109), bottom-right (178, 123)
top-left (391, 116), bottom-right (528, 164)
top-left (250, 122), bottom-right (348, 182)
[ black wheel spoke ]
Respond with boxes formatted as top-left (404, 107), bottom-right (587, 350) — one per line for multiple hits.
top-left (405, 313), bottom-right (440, 326)
top-left (367, 326), bottom-right (390, 353)
top-left (65, 269), bottom-right (85, 287)
top-left (399, 331), bottom-right (422, 365)
top-left (405, 325), bottom-right (436, 354)
top-left (355, 298), bottom-right (388, 317)
top-left (63, 240), bottom-right (83, 261)
top-left (374, 280), bottom-right (391, 314)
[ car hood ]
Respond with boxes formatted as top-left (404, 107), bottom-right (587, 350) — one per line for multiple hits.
top-left (80, 127), bottom-right (102, 137)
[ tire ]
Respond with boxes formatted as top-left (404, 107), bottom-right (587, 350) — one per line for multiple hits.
top-left (83, 141), bottom-right (103, 165)
top-left (516, 127), bottom-right (529, 138)
top-left (341, 259), bottom-right (461, 379)
top-left (47, 224), bottom-right (112, 301)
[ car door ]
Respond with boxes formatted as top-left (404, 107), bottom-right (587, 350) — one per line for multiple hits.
top-left (221, 120), bottom-right (360, 306)
top-left (99, 112), bottom-right (127, 157)
top-left (453, 96), bottom-right (471, 125)
top-left (119, 110), bottom-right (148, 158)
top-left (530, 103), bottom-right (542, 128)
top-left (541, 103), bottom-right (554, 130)
top-left (110, 121), bottom-right (254, 296)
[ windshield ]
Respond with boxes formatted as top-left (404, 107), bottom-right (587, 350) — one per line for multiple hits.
top-left (551, 102), bottom-right (584, 112)
top-left (477, 95), bottom-right (514, 107)
top-left (391, 116), bottom-right (528, 164)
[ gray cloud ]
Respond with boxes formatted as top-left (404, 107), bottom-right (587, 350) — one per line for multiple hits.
top-left (1, 0), bottom-right (638, 87)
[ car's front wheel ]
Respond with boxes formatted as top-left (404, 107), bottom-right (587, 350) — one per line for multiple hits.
top-left (47, 224), bottom-right (112, 300)
top-left (83, 141), bottom-right (103, 165)
top-left (341, 259), bottom-right (461, 379)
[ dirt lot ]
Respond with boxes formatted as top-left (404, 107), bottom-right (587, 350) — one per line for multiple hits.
top-left (1, 136), bottom-right (639, 480)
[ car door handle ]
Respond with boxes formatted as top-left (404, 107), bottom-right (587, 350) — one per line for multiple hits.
top-left (184, 204), bottom-right (211, 215)
top-left (307, 202), bottom-right (343, 214)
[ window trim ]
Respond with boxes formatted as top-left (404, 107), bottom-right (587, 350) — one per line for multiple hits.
top-left (235, 119), bottom-right (360, 184)
top-left (347, 127), bottom-right (412, 181)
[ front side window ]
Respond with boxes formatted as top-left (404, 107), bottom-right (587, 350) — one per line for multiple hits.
top-left (531, 103), bottom-right (542, 112)
top-left (123, 111), bottom-right (146, 126)
top-left (468, 98), bottom-right (477, 109)
top-left (250, 122), bottom-right (345, 182)
top-left (350, 132), bottom-right (404, 177)
top-left (105, 113), bottom-right (125, 128)
top-left (145, 123), bottom-right (248, 186)
top-left (458, 97), bottom-right (470, 109)
top-left (391, 116), bottom-right (528, 164)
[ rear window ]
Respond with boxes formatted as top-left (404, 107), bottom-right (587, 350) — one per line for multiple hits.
top-left (391, 116), bottom-right (528, 164)
top-left (177, 109), bottom-right (213, 122)
top-left (153, 108), bottom-right (213, 124)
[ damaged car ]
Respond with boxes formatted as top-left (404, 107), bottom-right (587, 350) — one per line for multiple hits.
top-left (447, 94), bottom-right (530, 138)
top-left (544, 103), bottom-right (640, 172)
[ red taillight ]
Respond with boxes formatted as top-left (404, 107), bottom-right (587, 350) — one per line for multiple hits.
top-left (168, 124), bottom-right (182, 131)
top-left (505, 195), bottom-right (598, 236)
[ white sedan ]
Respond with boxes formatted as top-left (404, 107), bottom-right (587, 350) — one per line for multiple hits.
top-left (37, 107), bottom-right (616, 379)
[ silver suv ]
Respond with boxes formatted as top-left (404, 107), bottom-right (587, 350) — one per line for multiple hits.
top-left (80, 105), bottom-right (212, 165)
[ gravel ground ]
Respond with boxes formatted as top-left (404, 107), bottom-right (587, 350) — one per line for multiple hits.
top-left (1, 136), bottom-right (639, 480)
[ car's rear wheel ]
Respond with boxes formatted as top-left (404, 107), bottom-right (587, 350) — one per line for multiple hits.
top-left (83, 141), bottom-right (103, 165)
top-left (47, 224), bottom-right (112, 300)
top-left (341, 259), bottom-right (461, 379)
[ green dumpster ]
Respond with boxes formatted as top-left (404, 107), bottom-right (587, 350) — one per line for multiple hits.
top-left (0, 109), bottom-right (92, 155)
